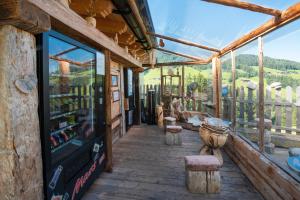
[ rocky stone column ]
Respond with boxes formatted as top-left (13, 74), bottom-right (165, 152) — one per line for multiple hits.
top-left (0, 25), bottom-right (43, 200)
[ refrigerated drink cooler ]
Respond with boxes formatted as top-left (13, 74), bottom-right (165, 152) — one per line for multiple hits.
top-left (37, 31), bottom-right (106, 200)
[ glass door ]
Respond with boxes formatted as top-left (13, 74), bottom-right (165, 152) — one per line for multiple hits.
top-left (48, 36), bottom-right (96, 164)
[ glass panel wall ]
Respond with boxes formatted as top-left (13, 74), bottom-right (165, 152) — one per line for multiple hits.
top-left (221, 53), bottom-right (232, 126)
top-left (263, 19), bottom-right (300, 180)
top-left (235, 39), bottom-right (260, 148)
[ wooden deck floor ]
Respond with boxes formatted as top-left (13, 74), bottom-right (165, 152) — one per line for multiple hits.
top-left (83, 125), bottom-right (263, 200)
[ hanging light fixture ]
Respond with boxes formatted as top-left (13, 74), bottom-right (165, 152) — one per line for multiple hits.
top-left (159, 38), bottom-right (165, 47)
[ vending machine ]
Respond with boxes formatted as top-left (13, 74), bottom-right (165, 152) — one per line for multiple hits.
top-left (37, 31), bottom-right (106, 200)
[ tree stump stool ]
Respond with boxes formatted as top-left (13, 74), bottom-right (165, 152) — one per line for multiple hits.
top-left (256, 118), bottom-right (275, 154)
top-left (165, 125), bottom-right (182, 145)
top-left (184, 155), bottom-right (221, 193)
top-left (164, 116), bottom-right (176, 132)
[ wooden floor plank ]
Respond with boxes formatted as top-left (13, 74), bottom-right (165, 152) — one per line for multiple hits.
top-left (83, 125), bottom-right (263, 200)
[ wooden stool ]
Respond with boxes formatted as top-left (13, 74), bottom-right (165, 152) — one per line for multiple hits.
top-left (164, 116), bottom-right (176, 133)
top-left (165, 125), bottom-right (182, 145)
top-left (184, 155), bottom-right (221, 193)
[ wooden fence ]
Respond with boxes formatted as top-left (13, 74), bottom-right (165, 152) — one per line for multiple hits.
top-left (222, 85), bottom-right (300, 135)
top-left (140, 84), bottom-right (215, 116)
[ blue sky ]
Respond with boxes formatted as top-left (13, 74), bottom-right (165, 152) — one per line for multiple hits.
top-left (148, 0), bottom-right (300, 62)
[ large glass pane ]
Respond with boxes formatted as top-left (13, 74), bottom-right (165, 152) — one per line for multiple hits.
top-left (263, 19), bottom-right (300, 180)
top-left (49, 36), bottom-right (96, 164)
top-left (148, 0), bottom-right (270, 53)
top-left (221, 53), bottom-right (232, 125)
top-left (235, 39), bottom-right (259, 148)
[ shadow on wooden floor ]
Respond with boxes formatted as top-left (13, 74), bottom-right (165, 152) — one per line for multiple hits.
top-left (83, 125), bottom-right (263, 200)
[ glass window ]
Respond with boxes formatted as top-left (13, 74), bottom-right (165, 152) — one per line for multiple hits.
top-left (48, 36), bottom-right (96, 164)
top-left (221, 53), bottom-right (232, 125)
top-left (263, 19), bottom-right (300, 180)
top-left (148, 0), bottom-right (271, 54)
top-left (235, 39), bottom-right (259, 148)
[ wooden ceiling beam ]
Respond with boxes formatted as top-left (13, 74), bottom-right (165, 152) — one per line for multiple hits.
top-left (148, 32), bottom-right (220, 52)
top-left (27, 0), bottom-right (142, 68)
top-left (154, 47), bottom-right (207, 62)
top-left (219, 2), bottom-right (300, 56)
top-left (202, 0), bottom-right (281, 16)
top-left (127, 0), bottom-right (153, 48)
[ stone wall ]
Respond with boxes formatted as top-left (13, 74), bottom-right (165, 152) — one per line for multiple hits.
top-left (0, 25), bottom-right (43, 200)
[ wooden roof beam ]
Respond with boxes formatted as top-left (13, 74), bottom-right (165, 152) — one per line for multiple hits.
top-left (148, 32), bottom-right (220, 53)
top-left (154, 47), bottom-right (207, 62)
top-left (127, 0), bottom-right (153, 48)
top-left (202, 0), bottom-right (281, 17)
top-left (53, 47), bottom-right (78, 57)
top-left (27, 0), bottom-right (142, 68)
top-left (219, 2), bottom-right (300, 56)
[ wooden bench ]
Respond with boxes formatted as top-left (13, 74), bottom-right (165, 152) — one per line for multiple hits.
top-left (184, 155), bottom-right (221, 193)
top-left (165, 125), bottom-right (182, 145)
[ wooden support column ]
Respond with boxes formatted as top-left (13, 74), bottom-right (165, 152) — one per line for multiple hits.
top-left (182, 66), bottom-right (185, 110)
top-left (212, 57), bottom-right (222, 117)
top-left (104, 50), bottom-right (113, 172)
top-left (218, 57), bottom-right (222, 117)
top-left (231, 51), bottom-right (236, 132)
top-left (133, 70), bottom-right (141, 125)
top-left (160, 65), bottom-right (163, 103)
top-left (0, 25), bottom-right (43, 200)
top-left (258, 37), bottom-right (265, 152)
top-left (0, 2), bottom-right (50, 199)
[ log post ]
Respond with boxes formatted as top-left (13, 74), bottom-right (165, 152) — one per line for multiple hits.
top-left (285, 86), bottom-right (292, 134)
top-left (104, 50), bottom-right (113, 172)
top-left (265, 86), bottom-right (272, 119)
top-left (0, 25), bottom-right (43, 199)
top-left (212, 57), bottom-right (221, 117)
top-left (275, 88), bottom-right (282, 133)
top-left (160, 65), bottom-right (163, 103)
top-left (182, 65), bottom-right (185, 110)
top-left (239, 86), bottom-right (245, 127)
top-left (247, 87), bottom-right (255, 124)
top-left (231, 51), bottom-right (237, 132)
top-left (258, 37), bottom-right (265, 152)
top-left (133, 70), bottom-right (141, 125)
top-left (296, 86), bottom-right (300, 135)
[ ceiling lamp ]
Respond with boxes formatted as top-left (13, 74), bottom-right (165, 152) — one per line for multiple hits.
top-left (159, 39), bottom-right (165, 47)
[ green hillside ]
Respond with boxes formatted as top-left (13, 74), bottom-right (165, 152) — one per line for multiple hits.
top-left (144, 53), bottom-right (300, 88)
